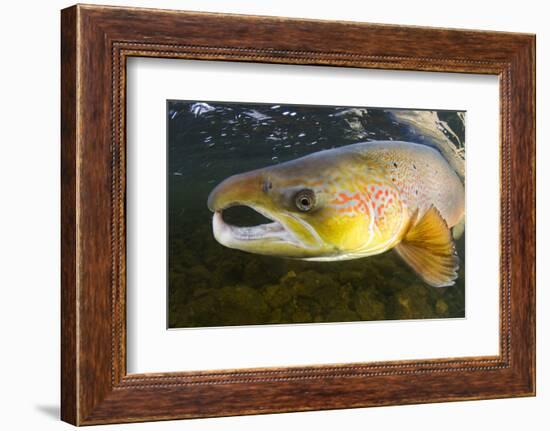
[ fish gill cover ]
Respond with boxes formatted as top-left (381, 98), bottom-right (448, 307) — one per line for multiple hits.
top-left (167, 101), bottom-right (465, 328)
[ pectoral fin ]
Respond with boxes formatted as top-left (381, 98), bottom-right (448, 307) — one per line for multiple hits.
top-left (395, 206), bottom-right (459, 287)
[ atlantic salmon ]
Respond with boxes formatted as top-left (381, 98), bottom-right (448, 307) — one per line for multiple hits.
top-left (207, 141), bottom-right (464, 287)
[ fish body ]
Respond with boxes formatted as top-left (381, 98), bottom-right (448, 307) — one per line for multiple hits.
top-left (207, 141), bottom-right (464, 287)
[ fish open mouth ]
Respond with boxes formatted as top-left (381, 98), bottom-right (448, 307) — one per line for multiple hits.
top-left (221, 205), bottom-right (273, 228)
top-left (212, 204), bottom-right (299, 246)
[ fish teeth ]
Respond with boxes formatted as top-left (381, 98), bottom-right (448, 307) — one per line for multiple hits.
top-left (212, 211), bottom-right (291, 246)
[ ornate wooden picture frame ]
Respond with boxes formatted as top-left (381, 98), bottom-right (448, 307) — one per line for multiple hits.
top-left (61, 4), bottom-right (535, 425)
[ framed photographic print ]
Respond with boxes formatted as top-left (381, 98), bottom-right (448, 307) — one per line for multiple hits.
top-left (61, 4), bottom-right (535, 425)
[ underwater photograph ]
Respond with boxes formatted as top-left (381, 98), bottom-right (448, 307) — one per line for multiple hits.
top-left (167, 100), bottom-right (466, 329)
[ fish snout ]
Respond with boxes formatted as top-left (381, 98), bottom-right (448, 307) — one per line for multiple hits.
top-left (207, 171), bottom-right (266, 212)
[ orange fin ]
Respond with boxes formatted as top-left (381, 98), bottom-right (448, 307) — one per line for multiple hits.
top-left (395, 206), bottom-right (459, 287)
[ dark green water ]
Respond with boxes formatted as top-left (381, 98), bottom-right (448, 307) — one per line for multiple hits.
top-left (167, 101), bottom-right (465, 328)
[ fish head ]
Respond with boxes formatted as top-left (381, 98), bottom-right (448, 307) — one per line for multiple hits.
top-left (207, 152), bottom-right (380, 259)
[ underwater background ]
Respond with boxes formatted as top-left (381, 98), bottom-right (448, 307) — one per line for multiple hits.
top-left (167, 101), bottom-right (466, 328)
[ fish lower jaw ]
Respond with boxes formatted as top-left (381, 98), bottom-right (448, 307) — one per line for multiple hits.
top-left (212, 211), bottom-right (298, 247)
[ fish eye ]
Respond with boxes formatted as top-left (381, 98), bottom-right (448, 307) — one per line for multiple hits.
top-left (294, 189), bottom-right (316, 212)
